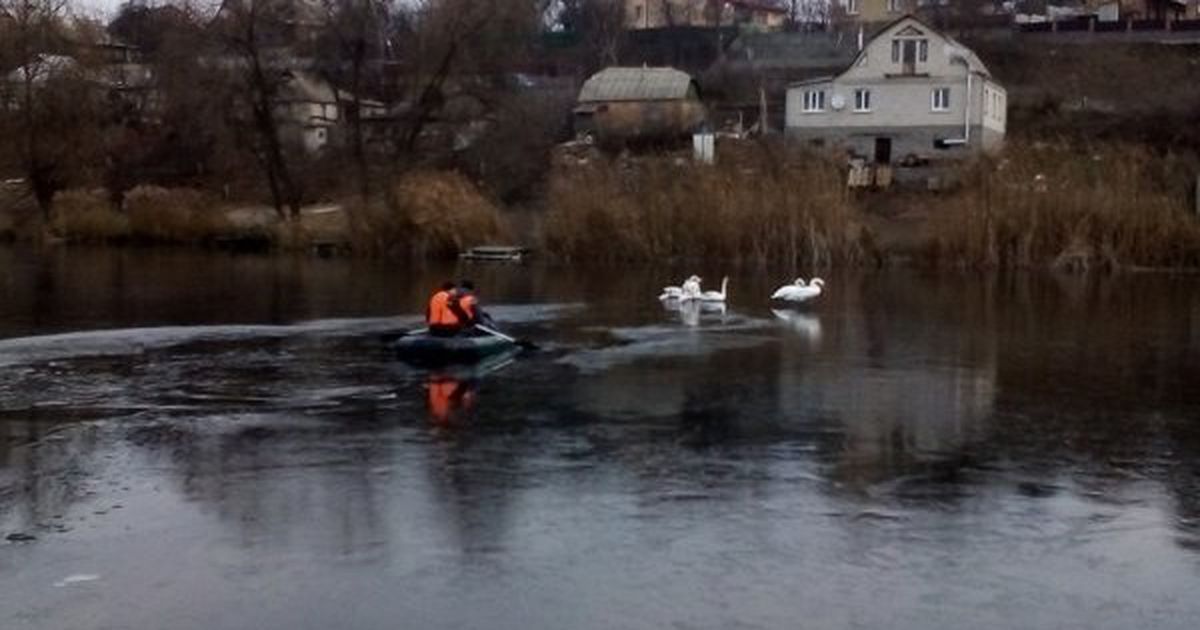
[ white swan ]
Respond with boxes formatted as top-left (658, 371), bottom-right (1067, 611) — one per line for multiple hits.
top-left (771, 277), bottom-right (824, 303)
top-left (659, 275), bottom-right (702, 301)
top-left (699, 276), bottom-right (728, 303)
top-left (663, 296), bottom-right (726, 327)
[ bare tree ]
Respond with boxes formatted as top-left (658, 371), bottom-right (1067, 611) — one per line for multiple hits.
top-left (316, 0), bottom-right (387, 203)
top-left (552, 0), bottom-right (624, 69)
top-left (0, 0), bottom-right (90, 219)
top-left (212, 0), bottom-right (304, 220)
top-left (382, 0), bottom-right (537, 164)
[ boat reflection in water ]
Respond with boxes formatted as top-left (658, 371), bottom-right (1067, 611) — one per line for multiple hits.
top-left (662, 299), bottom-right (727, 327)
top-left (423, 347), bottom-right (520, 426)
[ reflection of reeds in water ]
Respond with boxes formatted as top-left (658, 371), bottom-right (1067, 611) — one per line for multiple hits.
top-left (543, 143), bottom-right (876, 266)
top-left (927, 141), bottom-right (1200, 270)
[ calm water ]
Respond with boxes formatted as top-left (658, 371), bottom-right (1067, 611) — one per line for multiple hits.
top-left (2, 246), bottom-right (1200, 629)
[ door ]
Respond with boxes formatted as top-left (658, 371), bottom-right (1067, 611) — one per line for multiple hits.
top-left (874, 137), bottom-right (892, 165)
top-left (902, 40), bottom-right (916, 75)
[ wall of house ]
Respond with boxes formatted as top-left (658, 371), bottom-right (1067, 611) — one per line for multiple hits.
top-left (784, 17), bottom-right (1005, 159)
top-left (576, 99), bottom-right (708, 142)
top-left (839, 0), bottom-right (914, 24)
top-left (625, 0), bottom-right (715, 29)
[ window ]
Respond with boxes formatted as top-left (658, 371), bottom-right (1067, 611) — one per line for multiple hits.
top-left (893, 38), bottom-right (927, 73)
top-left (888, 0), bottom-right (903, 11)
top-left (932, 87), bottom-right (950, 111)
top-left (803, 89), bottom-right (825, 112)
top-left (845, 0), bottom-right (859, 14)
top-left (854, 88), bottom-right (871, 112)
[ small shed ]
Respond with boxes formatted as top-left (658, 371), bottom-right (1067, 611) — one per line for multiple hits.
top-left (574, 67), bottom-right (707, 144)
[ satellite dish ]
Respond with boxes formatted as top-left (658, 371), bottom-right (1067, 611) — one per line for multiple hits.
top-left (830, 94), bottom-right (846, 111)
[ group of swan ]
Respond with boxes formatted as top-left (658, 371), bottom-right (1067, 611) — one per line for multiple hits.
top-left (658, 275), bottom-right (824, 304)
top-left (659, 275), bottom-right (729, 303)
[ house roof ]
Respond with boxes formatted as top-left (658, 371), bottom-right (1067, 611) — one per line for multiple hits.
top-left (842, 14), bottom-right (992, 78)
top-left (578, 67), bottom-right (698, 103)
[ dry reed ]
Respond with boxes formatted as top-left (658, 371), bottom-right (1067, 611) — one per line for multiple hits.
top-left (125, 186), bottom-right (230, 243)
top-left (542, 141), bottom-right (875, 266)
top-left (928, 141), bottom-right (1200, 270)
top-left (349, 170), bottom-right (510, 258)
top-left (50, 190), bottom-right (128, 242)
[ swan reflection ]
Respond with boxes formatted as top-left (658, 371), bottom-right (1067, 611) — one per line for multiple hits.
top-left (663, 299), bottom-right (727, 327)
top-left (772, 308), bottom-right (822, 345)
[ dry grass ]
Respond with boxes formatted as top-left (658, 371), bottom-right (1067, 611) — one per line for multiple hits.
top-left (927, 141), bottom-right (1200, 270)
top-left (349, 170), bottom-right (511, 258)
top-left (49, 186), bottom-right (232, 244)
top-left (542, 141), bottom-right (876, 266)
top-left (125, 186), bottom-right (231, 243)
top-left (50, 190), bottom-right (128, 242)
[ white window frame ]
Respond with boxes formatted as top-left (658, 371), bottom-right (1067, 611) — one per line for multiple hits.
top-left (853, 88), bottom-right (871, 112)
top-left (931, 87), bottom-right (950, 112)
top-left (918, 39), bottom-right (928, 63)
top-left (845, 0), bottom-right (859, 15)
top-left (888, 0), bottom-right (903, 12)
top-left (803, 89), bottom-right (826, 113)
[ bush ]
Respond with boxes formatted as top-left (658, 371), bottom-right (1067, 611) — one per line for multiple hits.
top-left (348, 170), bottom-right (510, 258)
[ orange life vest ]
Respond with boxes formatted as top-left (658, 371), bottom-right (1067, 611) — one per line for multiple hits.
top-left (427, 290), bottom-right (460, 326)
top-left (457, 293), bottom-right (477, 322)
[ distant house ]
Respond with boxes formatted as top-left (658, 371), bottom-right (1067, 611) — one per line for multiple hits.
top-left (274, 70), bottom-right (386, 153)
top-left (835, 0), bottom-right (918, 25)
top-left (624, 0), bottom-right (788, 31)
top-left (784, 14), bottom-right (1006, 166)
top-left (574, 66), bottom-right (708, 144)
top-left (1117, 0), bottom-right (1200, 19)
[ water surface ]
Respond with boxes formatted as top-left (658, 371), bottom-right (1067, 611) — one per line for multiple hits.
top-left (2, 247), bottom-right (1200, 629)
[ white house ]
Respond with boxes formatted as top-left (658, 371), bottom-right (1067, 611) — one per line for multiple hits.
top-left (784, 14), bottom-right (1006, 165)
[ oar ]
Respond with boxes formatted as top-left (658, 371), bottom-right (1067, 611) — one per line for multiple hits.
top-left (476, 324), bottom-right (538, 350)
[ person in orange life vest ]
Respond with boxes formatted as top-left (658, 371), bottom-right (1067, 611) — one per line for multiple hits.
top-left (426, 281), bottom-right (463, 337)
top-left (449, 280), bottom-right (495, 332)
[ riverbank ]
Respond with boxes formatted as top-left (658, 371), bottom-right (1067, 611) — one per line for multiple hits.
top-left (3, 140), bottom-right (1198, 270)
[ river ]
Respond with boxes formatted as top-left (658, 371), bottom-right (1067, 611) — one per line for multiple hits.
top-left (2, 246), bottom-right (1200, 629)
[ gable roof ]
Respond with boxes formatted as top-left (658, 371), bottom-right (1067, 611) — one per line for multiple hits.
top-left (847, 14), bottom-right (992, 77)
top-left (578, 67), bottom-right (698, 103)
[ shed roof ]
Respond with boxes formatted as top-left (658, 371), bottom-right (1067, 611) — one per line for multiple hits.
top-left (578, 67), bottom-right (697, 103)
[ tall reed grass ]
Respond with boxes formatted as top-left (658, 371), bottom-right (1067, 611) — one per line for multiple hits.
top-left (928, 141), bottom-right (1200, 270)
top-left (50, 186), bottom-right (231, 244)
top-left (50, 190), bottom-right (128, 242)
top-left (348, 170), bottom-right (510, 259)
top-left (542, 141), bottom-right (876, 266)
top-left (124, 186), bottom-right (230, 243)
